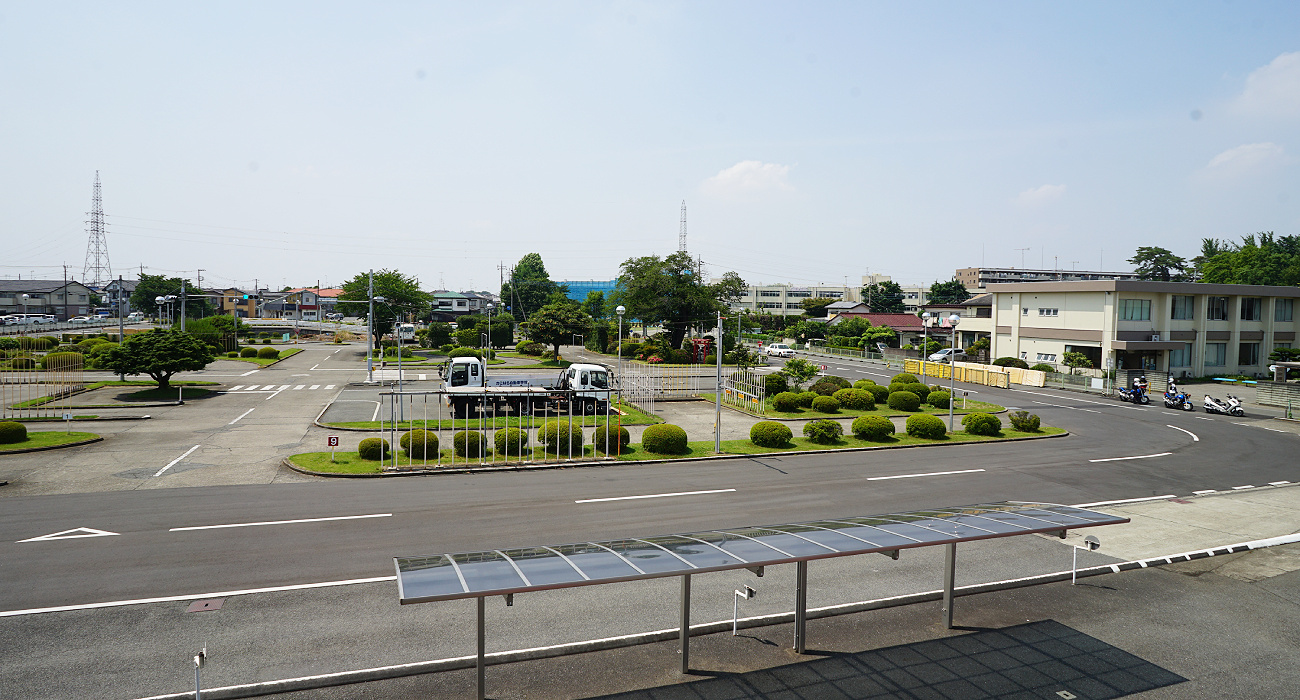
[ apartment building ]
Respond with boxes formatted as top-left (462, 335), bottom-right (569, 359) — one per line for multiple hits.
top-left (730, 284), bottom-right (860, 316)
top-left (958, 267), bottom-right (1140, 290)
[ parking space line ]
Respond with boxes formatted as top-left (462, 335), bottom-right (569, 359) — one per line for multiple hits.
top-left (1088, 452), bottom-right (1172, 463)
top-left (154, 445), bottom-right (201, 477)
top-left (309, 385), bottom-right (320, 390)
top-left (170, 513), bottom-right (392, 532)
top-left (228, 408), bottom-right (255, 425)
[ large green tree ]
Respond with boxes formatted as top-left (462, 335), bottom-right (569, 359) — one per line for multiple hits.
top-left (101, 329), bottom-right (216, 389)
top-left (862, 281), bottom-right (906, 313)
top-left (1128, 246), bottom-right (1189, 281)
top-left (501, 253), bottom-right (565, 320)
top-left (130, 273), bottom-right (211, 319)
top-left (521, 301), bottom-right (591, 359)
top-left (336, 270), bottom-right (432, 351)
top-left (610, 252), bottom-right (746, 349)
top-left (928, 278), bottom-right (971, 305)
top-left (582, 290), bottom-right (606, 320)
top-left (1198, 232), bottom-right (1300, 286)
top-left (800, 297), bottom-right (836, 318)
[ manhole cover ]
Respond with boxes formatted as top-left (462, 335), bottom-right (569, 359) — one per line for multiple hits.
top-left (186, 598), bottom-right (224, 613)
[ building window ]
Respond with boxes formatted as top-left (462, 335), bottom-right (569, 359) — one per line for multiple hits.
top-left (758, 302), bottom-right (781, 309)
top-left (1037, 308), bottom-right (1058, 317)
top-left (1119, 299), bottom-right (1151, 321)
top-left (1035, 353), bottom-right (1057, 362)
top-left (1171, 295), bottom-right (1194, 320)
top-left (1277, 298), bottom-right (1294, 322)
top-left (1205, 343), bottom-right (1227, 367)
top-left (817, 291), bottom-right (843, 298)
top-left (1207, 297), bottom-right (1229, 321)
top-left (785, 303), bottom-right (802, 309)
top-left (759, 290), bottom-right (781, 297)
top-left (1239, 342), bottom-right (1260, 366)
top-left (1170, 343), bottom-right (1193, 367)
top-left (787, 291), bottom-right (811, 298)
top-left (1022, 307), bottom-right (1029, 316)
top-left (1241, 297), bottom-right (1262, 321)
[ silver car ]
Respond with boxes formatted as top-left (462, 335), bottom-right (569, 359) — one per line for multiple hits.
top-left (928, 348), bottom-right (966, 363)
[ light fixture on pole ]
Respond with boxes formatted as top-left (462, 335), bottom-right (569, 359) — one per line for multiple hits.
top-left (921, 311), bottom-right (932, 371)
top-left (20, 294), bottom-right (29, 336)
top-left (155, 295), bottom-right (166, 326)
top-left (947, 313), bottom-right (961, 431)
top-left (365, 270), bottom-right (375, 384)
top-left (616, 305), bottom-right (626, 381)
top-left (485, 303), bottom-right (494, 352)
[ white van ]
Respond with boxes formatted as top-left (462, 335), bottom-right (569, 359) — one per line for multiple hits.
top-left (125, 312), bottom-right (145, 322)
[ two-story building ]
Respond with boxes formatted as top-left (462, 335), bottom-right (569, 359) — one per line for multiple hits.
top-left (988, 281), bottom-right (1300, 377)
top-left (0, 280), bottom-right (96, 320)
top-left (217, 288), bottom-right (262, 318)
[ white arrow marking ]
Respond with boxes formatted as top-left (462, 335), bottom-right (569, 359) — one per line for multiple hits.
top-left (18, 527), bottom-right (120, 543)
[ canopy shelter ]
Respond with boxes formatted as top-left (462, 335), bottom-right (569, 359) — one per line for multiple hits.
top-left (395, 502), bottom-right (1129, 699)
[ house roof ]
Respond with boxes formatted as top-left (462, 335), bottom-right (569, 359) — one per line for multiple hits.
top-left (283, 287), bottom-right (343, 298)
top-left (0, 279), bottom-right (92, 294)
top-left (826, 300), bottom-right (868, 311)
top-left (849, 313), bottom-right (928, 332)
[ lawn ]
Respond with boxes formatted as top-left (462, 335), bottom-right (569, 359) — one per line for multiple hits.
top-left (0, 431), bottom-right (100, 452)
top-left (224, 347), bottom-right (303, 366)
top-left (321, 401), bottom-right (660, 430)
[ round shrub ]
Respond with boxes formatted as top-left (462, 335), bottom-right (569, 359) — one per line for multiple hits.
top-left (258, 332), bottom-right (270, 339)
top-left (0, 421), bottom-right (28, 444)
top-left (841, 388), bottom-right (874, 410)
top-left (540, 419), bottom-right (584, 454)
top-left (892, 373), bottom-right (919, 385)
top-left (865, 384), bottom-right (890, 404)
top-left (898, 382), bottom-right (931, 400)
top-left (357, 437), bottom-right (390, 460)
top-left (1008, 410), bottom-right (1041, 432)
top-left (227, 351), bottom-right (238, 358)
top-left (796, 391), bottom-right (818, 408)
top-left (240, 347), bottom-right (258, 357)
top-left (400, 429), bottom-right (438, 458)
top-left (76, 337), bottom-right (108, 352)
top-left (961, 412), bottom-right (1002, 436)
top-left (927, 390), bottom-right (951, 408)
top-left (1030, 363), bottom-right (1055, 373)
top-left (803, 419), bottom-right (843, 444)
top-left (886, 390), bottom-right (920, 411)
top-left (704, 354), bottom-right (717, 365)
top-left (494, 427), bottom-right (528, 456)
top-left (440, 344), bottom-right (454, 353)
top-left (262, 338), bottom-right (272, 345)
top-left (771, 391), bottom-right (800, 412)
top-left (810, 380), bottom-right (841, 396)
top-left (18, 336), bottom-right (55, 351)
top-left (812, 395), bottom-right (840, 413)
top-left (453, 430), bottom-right (488, 457)
top-left (764, 373), bottom-right (789, 396)
top-left (750, 421), bottom-right (793, 447)
top-left (905, 414), bottom-right (947, 439)
top-left (9, 357), bottom-right (36, 370)
top-left (592, 424), bottom-right (630, 452)
top-left (0, 337), bottom-right (18, 350)
top-left (40, 351), bottom-right (83, 370)
top-left (641, 423), bottom-right (688, 454)
top-left (257, 346), bottom-right (280, 359)
top-left (821, 375), bottom-right (852, 390)
top-left (851, 415), bottom-right (894, 441)
top-left (448, 347), bottom-right (481, 359)
top-left (852, 379), bottom-right (875, 389)
top-left (993, 357), bottom-right (1029, 369)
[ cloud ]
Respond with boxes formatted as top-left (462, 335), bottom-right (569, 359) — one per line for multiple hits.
top-left (1198, 142), bottom-right (1286, 179)
top-left (700, 160), bottom-right (793, 196)
top-left (1235, 52), bottom-right (1300, 118)
top-left (1015, 184), bottom-right (1065, 206)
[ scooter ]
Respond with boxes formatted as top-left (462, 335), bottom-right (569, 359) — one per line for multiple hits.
top-left (1117, 385), bottom-right (1150, 404)
top-left (1204, 394), bottom-right (1245, 417)
top-left (1163, 388), bottom-right (1194, 411)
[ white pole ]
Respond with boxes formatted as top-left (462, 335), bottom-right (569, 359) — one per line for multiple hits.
top-left (715, 311), bottom-right (722, 453)
top-left (366, 270), bottom-right (375, 383)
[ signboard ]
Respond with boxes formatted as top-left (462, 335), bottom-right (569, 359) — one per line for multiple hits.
top-left (62, 412), bottom-right (72, 420)
top-left (327, 436), bottom-right (339, 447)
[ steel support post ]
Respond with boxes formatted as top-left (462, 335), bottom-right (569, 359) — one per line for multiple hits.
top-left (477, 595), bottom-right (486, 700)
top-left (680, 574), bottom-right (691, 673)
top-left (942, 542), bottom-right (956, 629)
top-left (794, 560), bottom-right (808, 653)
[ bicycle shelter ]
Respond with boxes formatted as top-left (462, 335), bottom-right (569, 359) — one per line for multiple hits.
top-left (394, 501), bottom-right (1129, 699)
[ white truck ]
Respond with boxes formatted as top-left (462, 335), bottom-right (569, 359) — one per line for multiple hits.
top-left (441, 356), bottom-right (613, 418)
top-left (397, 323), bottom-right (416, 343)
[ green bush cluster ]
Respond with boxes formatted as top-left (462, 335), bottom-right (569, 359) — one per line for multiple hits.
top-left (1029, 363), bottom-right (1055, 373)
top-left (764, 374), bottom-right (790, 396)
top-left (803, 419), bottom-right (843, 444)
top-left (18, 336), bottom-right (55, 351)
top-left (772, 392), bottom-right (800, 412)
top-left (852, 379), bottom-right (875, 389)
top-left (227, 351), bottom-right (239, 358)
top-left (864, 384), bottom-right (890, 404)
top-left (905, 414), bottom-right (946, 439)
top-left (961, 412), bottom-right (1001, 436)
top-left (894, 382), bottom-right (930, 400)
top-left (540, 420), bottom-right (584, 454)
top-left (811, 395), bottom-right (840, 413)
top-left (892, 373), bottom-right (919, 384)
top-left (9, 357), bottom-right (36, 370)
top-left (993, 357), bottom-right (1029, 369)
top-left (358, 437), bottom-right (390, 460)
top-left (454, 430), bottom-right (488, 457)
top-left (257, 347), bottom-right (280, 359)
top-left (40, 352), bottom-right (83, 370)
top-left (400, 429), bottom-right (438, 458)
top-left (262, 338), bottom-right (272, 345)
top-left (494, 427), bottom-right (528, 456)
top-left (592, 423), bottom-right (630, 453)
top-left (834, 388), bottom-right (874, 410)
top-left (851, 415), bottom-right (894, 441)
top-left (240, 347), bottom-right (258, 358)
top-left (0, 421), bottom-right (28, 444)
top-left (515, 341), bottom-right (546, 356)
top-left (749, 421), bottom-right (792, 447)
top-left (1008, 411), bottom-right (1041, 432)
top-left (796, 391), bottom-right (818, 408)
top-left (886, 390), bottom-right (920, 411)
top-left (641, 424), bottom-right (688, 454)
top-left (927, 390), bottom-right (951, 408)
top-left (448, 347), bottom-right (480, 359)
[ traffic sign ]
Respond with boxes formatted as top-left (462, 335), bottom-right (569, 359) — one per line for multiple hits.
top-left (327, 436), bottom-right (339, 447)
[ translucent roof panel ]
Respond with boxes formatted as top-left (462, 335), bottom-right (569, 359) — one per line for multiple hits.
top-left (396, 502), bottom-right (1129, 604)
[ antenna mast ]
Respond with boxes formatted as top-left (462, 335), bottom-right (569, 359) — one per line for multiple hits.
top-left (678, 200), bottom-right (687, 252)
top-left (82, 171), bottom-right (112, 287)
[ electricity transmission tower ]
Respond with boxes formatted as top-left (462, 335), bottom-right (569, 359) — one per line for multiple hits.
top-left (678, 200), bottom-right (687, 252)
top-left (82, 171), bottom-right (112, 287)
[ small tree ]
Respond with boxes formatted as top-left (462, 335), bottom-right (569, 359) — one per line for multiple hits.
top-left (522, 302), bottom-right (591, 359)
top-left (779, 358), bottom-right (821, 390)
top-left (1063, 351), bottom-right (1093, 374)
top-left (101, 329), bottom-right (216, 389)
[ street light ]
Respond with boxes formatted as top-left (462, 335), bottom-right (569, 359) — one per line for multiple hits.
top-left (484, 303), bottom-right (494, 352)
top-left (20, 294), bottom-right (29, 336)
top-left (947, 313), bottom-right (961, 431)
top-left (374, 296), bottom-right (404, 418)
top-left (920, 311), bottom-right (932, 373)
top-left (155, 295), bottom-right (166, 326)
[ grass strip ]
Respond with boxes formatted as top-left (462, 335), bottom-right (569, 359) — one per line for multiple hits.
top-left (0, 431), bottom-right (101, 451)
top-left (322, 402), bottom-right (661, 430)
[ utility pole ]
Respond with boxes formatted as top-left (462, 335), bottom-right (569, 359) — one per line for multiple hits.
top-left (117, 275), bottom-right (125, 381)
top-left (714, 310), bottom-right (723, 453)
top-left (196, 269), bottom-right (205, 320)
top-left (62, 264), bottom-right (68, 321)
top-left (679, 200), bottom-right (687, 252)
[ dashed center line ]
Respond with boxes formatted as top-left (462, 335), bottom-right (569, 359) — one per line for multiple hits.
top-left (1088, 452), bottom-right (1172, 463)
top-left (576, 488), bottom-right (736, 504)
top-left (867, 468), bottom-right (985, 481)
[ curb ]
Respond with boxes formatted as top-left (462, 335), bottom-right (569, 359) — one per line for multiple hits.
top-left (128, 532), bottom-right (1300, 700)
top-left (8, 415), bottom-right (150, 423)
top-left (0, 436), bottom-right (103, 455)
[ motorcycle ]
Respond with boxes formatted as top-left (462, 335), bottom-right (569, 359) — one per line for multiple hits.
top-left (1203, 394), bottom-right (1245, 417)
top-left (1163, 388), bottom-right (1195, 411)
top-left (1117, 385), bottom-right (1150, 404)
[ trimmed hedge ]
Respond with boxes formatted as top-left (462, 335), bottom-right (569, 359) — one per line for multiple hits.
top-left (750, 421), bottom-right (793, 447)
top-left (865, 384), bottom-right (890, 404)
top-left (1030, 363), bottom-right (1055, 373)
top-left (454, 430), bottom-right (488, 457)
top-left (834, 388), bottom-right (874, 411)
top-left (961, 412), bottom-right (1001, 436)
top-left (227, 351), bottom-right (239, 358)
top-left (0, 421), bottom-right (28, 444)
top-left (796, 391), bottom-right (818, 408)
top-left (1008, 410), bottom-right (1041, 432)
top-left (812, 395), bottom-right (840, 413)
top-left (240, 347), bottom-right (258, 357)
top-left (592, 423), bottom-right (630, 452)
top-left (764, 373), bottom-right (790, 396)
top-left (641, 424), bottom-right (688, 454)
top-left (803, 419), bottom-right (843, 444)
top-left (772, 391), bottom-right (800, 412)
top-left (540, 420), bottom-right (584, 454)
top-left (905, 414), bottom-right (947, 439)
top-left (810, 380), bottom-right (841, 396)
top-left (993, 357), bottom-right (1029, 369)
top-left (9, 357), bottom-right (36, 370)
top-left (886, 390), bottom-right (920, 411)
top-left (40, 351), bottom-right (83, 370)
top-left (896, 382), bottom-right (931, 400)
top-left (257, 346), bottom-right (280, 359)
top-left (927, 390), bottom-right (951, 408)
top-left (358, 437), bottom-right (390, 460)
top-left (852, 379), bottom-right (875, 389)
top-left (400, 429), bottom-right (438, 458)
top-left (892, 373), bottom-right (919, 385)
top-left (851, 415), bottom-right (894, 441)
top-left (820, 376), bottom-right (852, 390)
top-left (494, 427), bottom-right (529, 456)
top-left (448, 347), bottom-right (481, 359)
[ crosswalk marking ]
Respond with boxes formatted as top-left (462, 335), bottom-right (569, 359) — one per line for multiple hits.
top-left (292, 385), bottom-right (305, 390)
top-left (229, 385), bottom-right (245, 391)
top-left (324, 385), bottom-right (335, 390)
top-left (419, 374), bottom-right (427, 380)
top-left (277, 385), bottom-right (290, 390)
top-left (309, 385), bottom-right (319, 390)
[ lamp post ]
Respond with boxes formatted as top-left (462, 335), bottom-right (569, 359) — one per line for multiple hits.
top-left (921, 311), bottom-right (932, 374)
top-left (616, 305), bottom-right (625, 381)
top-left (20, 294), bottom-right (29, 337)
top-left (485, 303), bottom-right (494, 352)
top-left (155, 295), bottom-right (166, 326)
top-left (365, 269), bottom-right (375, 384)
top-left (948, 313), bottom-right (961, 431)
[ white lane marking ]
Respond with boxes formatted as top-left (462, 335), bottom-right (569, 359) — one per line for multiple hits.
top-left (371, 402), bottom-right (381, 421)
top-left (240, 369), bottom-right (259, 376)
top-left (0, 575), bottom-right (396, 618)
top-left (1166, 425), bottom-right (1199, 442)
top-left (1192, 490), bottom-right (1217, 495)
top-left (292, 385), bottom-right (305, 390)
top-left (17, 527), bottom-right (120, 543)
top-left (309, 385), bottom-right (320, 390)
top-left (1072, 494), bottom-right (1177, 508)
top-left (229, 385), bottom-right (245, 391)
top-left (277, 384), bottom-right (290, 390)
top-left (575, 488), bottom-right (736, 504)
top-left (1088, 452), bottom-right (1172, 463)
top-left (265, 386), bottom-right (288, 401)
top-left (325, 384), bottom-right (335, 390)
top-left (1233, 485), bottom-right (1255, 490)
top-left (1196, 416), bottom-right (1214, 421)
top-left (1263, 427), bottom-right (1288, 433)
top-left (154, 445), bottom-right (201, 477)
top-left (1269, 481), bottom-right (1291, 486)
top-left (170, 513), bottom-right (392, 532)
top-left (228, 408), bottom-right (256, 425)
top-left (419, 374), bottom-right (427, 380)
top-left (867, 468), bottom-right (986, 481)
top-left (1016, 388), bottom-right (1147, 411)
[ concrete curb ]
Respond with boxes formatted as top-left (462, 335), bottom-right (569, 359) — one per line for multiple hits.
top-left (129, 532), bottom-right (1300, 700)
top-left (223, 348), bottom-right (304, 368)
top-left (9, 415), bottom-right (150, 423)
top-left (0, 436), bottom-right (103, 455)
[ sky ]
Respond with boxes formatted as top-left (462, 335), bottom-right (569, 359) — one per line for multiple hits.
top-left (2, 1), bottom-right (1298, 293)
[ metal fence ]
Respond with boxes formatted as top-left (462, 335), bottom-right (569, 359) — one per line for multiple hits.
top-left (721, 367), bottom-right (766, 415)
top-left (1, 352), bottom-right (85, 420)
top-left (619, 363), bottom-right (705, 414)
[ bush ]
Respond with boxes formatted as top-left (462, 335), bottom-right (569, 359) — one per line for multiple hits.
top-left (810, 380), bottom-right (841, 396)
top-left (258, 338), bottom-right (269, 345)
top-left (1030, 363), bottom-right (1055, 373)
top-left (796, 391), bottom-right (818, 408)
top-left (641, 424), bottom-right (688, 454)
top-left (9, 357), bottom-right (36, 370)
top-left (886, 390), bottom-right (920, 411)
top-left (440, 344), bottom-right (454, 353)
top-left (494, 427), bottom-right (528, 457)
top-left (851, 415), bottom-right (894, 441)
top-left (843, 388), bottom-right (875, 410)
top-left (258, 332), bottom-right (270, 339)
top-left (812, 395), bottom-right (841, 413)
top-left (257, 347), bottom-right (280, 359)
top-left (358, 438), bottom-right (390, 460)
top-left (516, 341), bottom-right (545, 356)
top-left (400, 429), bottom-right (439, 458)
top-left (448, 347), bottom-right (481, 359)
top-left (993, 357), bottom-right (1029, 369)
top-left (961, 412), bottom-right (1002, 436)
top-left (771, 391), bottom-right (800, 412)
top-left (803, 419), bottom-right (843, 444)
top-left (0, 421), bottom-right (28, 444)
top-left (540, 419), bottom-right (584, 454)
top-left (865, 384), bottom-right (890, 404)
top-left (384, 346), bottom-right (414, 358)
top-left (750, 421), bottom-right (792, 447)
top-left (821, 375), bottom-right (852, 389)
top-left (892, 372), bottom-right (918, 385)
top-left (852, 379), bottom-right (875, 389)
top-left (927, 390), bottom-right (951, 408)
top-left (227, 351), bottom-right (239, 358)
top-left (0, 337), bottom-right (18, 350)
top-left (240, 347), bottom-right (258, 357)
top-left (18, 336), bottom-right (55, 351)
top-left (764, 373), bottom-right (790, 396)
top-left (897, 382), bottom-right (931, 400)
top-left (1008, 410), bottom-right (1041, 432)
top-left (592, 423), bottom-right (630, 452)
top-left (703, 354), bottom-right (717, 365)
top-left (905, 414), bottom-right (947, 439)
top-left (453, 430), bottom-right (488, 457)
top-left (40, 352), bottom-right (83, 370)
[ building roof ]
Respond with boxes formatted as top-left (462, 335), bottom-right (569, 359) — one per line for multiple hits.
top-left (284, 287), bottom-right (343, 298)
top-left (985, 280), bottom-right (1300, 297)
top-left (843, 313), bottom-right (926, 332)
top-left (0, 279), bottom-right (92, 294)
top-left (826, 300), bottom-right (868, 311)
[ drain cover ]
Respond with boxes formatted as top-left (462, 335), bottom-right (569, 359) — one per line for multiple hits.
top-left (186, 598), bottom-right (224, 613)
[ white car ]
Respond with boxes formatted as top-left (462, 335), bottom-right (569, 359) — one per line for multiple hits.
top-left (765, 343), bottom-right (795, 358)
top-left (68, 316), bottom-right (96, 323)
top-left (928, 347), bottom-right (967, 363)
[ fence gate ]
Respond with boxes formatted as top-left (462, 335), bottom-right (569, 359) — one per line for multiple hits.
top-left (1, 352), bottom-right (85, 420)
top-left (721, 367), bottom-right (766, 415)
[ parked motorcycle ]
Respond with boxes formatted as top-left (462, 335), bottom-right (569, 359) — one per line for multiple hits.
top-left (1163, 388), bottom-right (1195, 411)
top-left (1117, 383), bottom-right (1150, 404)
top-left (1203, 394), bottom-right (1245, 417)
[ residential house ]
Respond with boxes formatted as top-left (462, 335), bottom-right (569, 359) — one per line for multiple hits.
top-left (0, 279), bottom-right (96, 320)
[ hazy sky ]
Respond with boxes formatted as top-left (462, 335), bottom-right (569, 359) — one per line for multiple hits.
top-left (2, 2), bottom-right (1298, 292)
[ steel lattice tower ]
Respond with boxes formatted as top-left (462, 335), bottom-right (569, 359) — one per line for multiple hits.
top-left (678, 200), bottom-right (687, 252)
top-left (82, 171), bottom-right (112, 287)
